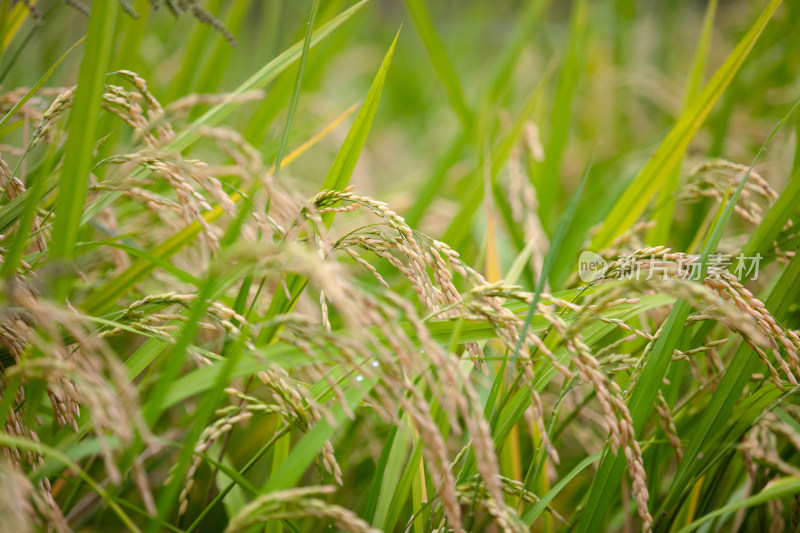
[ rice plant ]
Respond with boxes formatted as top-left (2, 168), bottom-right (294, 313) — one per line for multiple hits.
top-left (1, 0), bottom-right (800, 531)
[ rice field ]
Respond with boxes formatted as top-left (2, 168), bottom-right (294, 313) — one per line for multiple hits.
top-left (1, 0), bottom-right (800, 531)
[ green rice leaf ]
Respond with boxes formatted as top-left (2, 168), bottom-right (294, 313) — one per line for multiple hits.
top-left (320, 27), bottom-right (400, 226)
top-left (49, 1), bottom-right (118, 299)
top-left (677, 477), bottom-right (800, 533)
top-left (592, 0), bottom-right (781, 250)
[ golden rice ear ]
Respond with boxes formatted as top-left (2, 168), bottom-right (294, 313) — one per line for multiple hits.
top-left (0, 458), bottom-right (69, 533)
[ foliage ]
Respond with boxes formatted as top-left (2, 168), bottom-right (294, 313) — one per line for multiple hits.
top-left (1, 1), bottom-right (800, 531)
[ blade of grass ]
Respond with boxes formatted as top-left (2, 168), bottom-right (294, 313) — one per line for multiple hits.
top-left (265, 424), bottom-right (291, 533)
top-left (49, 1), bottom-right (117, 299)
top-left (238, 4), bottom-right (321, 444)
top-left (320, 27), bottom-right (400, 225)
top-left (576, 97), bottom-right (799, 533)
top-left (0, 36), bottom-right (83, 130)
top-left (0, 1), bottom-right (9, 68)
top-left (592, 0), bottom-right (781, 250)
top-left (256, 28), bottom-right (400, 344)
top-left (0, 433), bottom-right (141, 533)
top-left (403, 0), bottom-right (472, 131)
top-left (523, 452), bottom-right (602, 526)
top-left (411, 442), bottom-right (427, 533)
top-left (741, 164), bottom-right (800, 258)
top-left (678, 477), bottom-right (800, 532)
top-left (1, 0), bottom-right (33, 51)
top-left (665, 383), bottom-right (785, 530)
top-left (273, 0), bottom-right (319, 178)
top-left (258, 376), bottom-right (377, 494)
top-left (794, 109), bottom-right (800, 172)
top-left (0, 166), bottom-right (60, 235)
top-left (647, 0), bottom-right (718, 245)
top-left (1, 142), bottom-right (58, 278)
top-left (385, 439), bottom-right (425, 531)
top-left (498, 157), bottom-right (588, 516)
top-left (242, 0), bottom-right (347, 146)
top-left (658, 251), bottom-right (800, 529)
top-left (0, 15), bottom-right (41, 85)
top-left (74, 240), bottom-right (201, 286)
top-left (152, 307), bottom-right (252, 530)
top-left (511, 154), bottom-right (591, 367)
top-left (371, 415), bottom-right (414, 528)
top-left (458, 295), bottom-right (674, 481)
top-left (534, 0), bottom-right (588, 228)
top-left (362, 425), bottom-right (399, 524)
